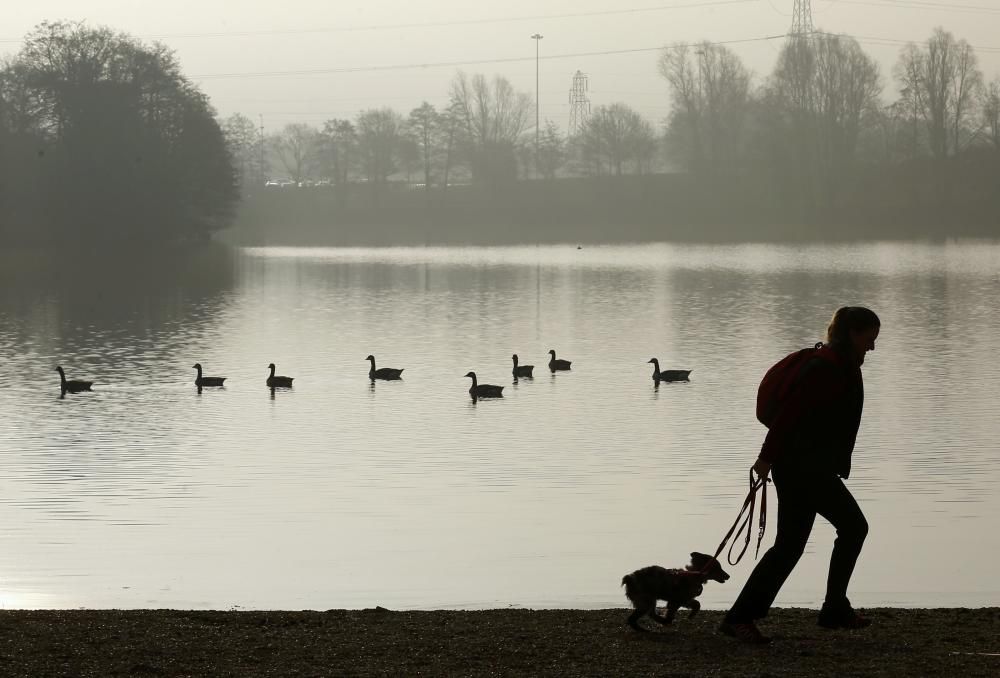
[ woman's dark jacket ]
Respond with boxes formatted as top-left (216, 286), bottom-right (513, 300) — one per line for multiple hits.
top-left (758, 344), bottom-right (864, 479)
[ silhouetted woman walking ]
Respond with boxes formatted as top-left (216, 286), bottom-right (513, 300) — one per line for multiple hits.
top-left (720, 306), bottom-right (881, 644)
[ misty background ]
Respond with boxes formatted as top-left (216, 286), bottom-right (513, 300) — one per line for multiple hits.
top-left (2, 1), bottom-right (1000, 244)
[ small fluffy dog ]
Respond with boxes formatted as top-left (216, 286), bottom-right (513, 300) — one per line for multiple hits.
top-left (622, 552), bottom-right (730, 632)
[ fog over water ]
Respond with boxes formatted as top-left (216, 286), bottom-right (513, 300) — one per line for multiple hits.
top-left (1, 242), bottom-right (998, 610)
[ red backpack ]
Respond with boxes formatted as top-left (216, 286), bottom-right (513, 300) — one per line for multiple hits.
top-left (755, 342), bottom-right (826, 428)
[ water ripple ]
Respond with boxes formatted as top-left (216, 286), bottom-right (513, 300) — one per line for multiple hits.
top-left (1, 242), bottom-right (998, 610)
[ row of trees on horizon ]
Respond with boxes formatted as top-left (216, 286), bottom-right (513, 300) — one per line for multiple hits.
top-left (226, 72), bottom-right (658, 192)
top-left (2, 21), bottom-right (999, 245)
top-left (226, 25), bottom-right (1000, 213)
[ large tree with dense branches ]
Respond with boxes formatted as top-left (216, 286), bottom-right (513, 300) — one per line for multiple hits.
top-left (0, 21), bottom-right (237, 244)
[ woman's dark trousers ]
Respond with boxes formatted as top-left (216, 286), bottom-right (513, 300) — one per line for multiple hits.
top-left (726, 463), bottom-right (869, 622)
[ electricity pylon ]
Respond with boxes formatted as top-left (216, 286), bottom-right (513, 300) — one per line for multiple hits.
top-left (568, 71), bottom-right (591, 136)
top-left (790, 0), bottom-right (814, 36)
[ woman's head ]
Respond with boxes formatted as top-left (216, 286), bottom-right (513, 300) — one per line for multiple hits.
top-left (826, 306), bottom-right (880, 364)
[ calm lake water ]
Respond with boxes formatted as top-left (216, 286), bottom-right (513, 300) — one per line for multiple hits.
top-left (1, 242), bottom-right (999, 610)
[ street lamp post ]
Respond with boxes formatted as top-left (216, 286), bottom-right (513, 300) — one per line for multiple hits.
top-left (531, 33), bottom-right (543, 178)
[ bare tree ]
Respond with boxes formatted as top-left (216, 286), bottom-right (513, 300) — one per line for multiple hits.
top-left (221, 113), bottom-right (260, 190)
top-left (980, 77), bottom-right (1000, 151)
top-left (398, 134), bottom-right (421, 183)
top-left (658, 41), bottom-right (751, 174)
top-left (438, 100), bottom-right (467, 190)
top-left (808, 34), bottom-right (881, 174)
top-left (355, 107), bottom-right (403, 188)
top-left (763, 33), bottom-right (881, 206)
top-left (406, 101), bottom-right (440, 190)
top-left (894, 27), bottom-right (982, 160)
top-left (319, 118), bottom-right (357, 186)
top-left (449, 71), bottom-right (533, 185)
top-left (273, 123), bottom-right (317, 183)
top-left (578, 103), bottom-right (655, 176)
top-left (537, 120), bottom-right (566, 180)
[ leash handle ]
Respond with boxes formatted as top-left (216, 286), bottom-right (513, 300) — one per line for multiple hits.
top-left (757, 469), bottom-right (767, 557)
top-left (712, 469), bottom-right (769, 567)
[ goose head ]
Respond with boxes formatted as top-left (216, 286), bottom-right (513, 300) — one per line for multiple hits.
top-left (464, 371), bottom-right (476, 379)
top-left (192, 363), bottom-right (203, 371)
top-left (365, 355), bottom-right (376, 362)
top-left (512, 354), bottom-right (519, 364)
top-left (267, 363), bottom-right (276, 374)
top-left (647, 358), bottom-right (660, 366)
top-left (55, 366), bottom-right (65, 376)
top-left (548, 350), bottom-right (556, 357)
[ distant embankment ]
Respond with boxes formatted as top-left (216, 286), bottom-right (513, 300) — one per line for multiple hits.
top-left (224, 168), bottom-right (1000, 247)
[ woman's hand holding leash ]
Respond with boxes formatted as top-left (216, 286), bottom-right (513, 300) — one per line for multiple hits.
top-left (752, 458), bottom-right (771, 480)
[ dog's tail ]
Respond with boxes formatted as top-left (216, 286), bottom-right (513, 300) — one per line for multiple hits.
top-left (621, 573), bottom-right (637, 605)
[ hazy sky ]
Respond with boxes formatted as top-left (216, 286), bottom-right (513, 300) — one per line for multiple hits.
top-left (3, 1), bottom-right (1000, 132)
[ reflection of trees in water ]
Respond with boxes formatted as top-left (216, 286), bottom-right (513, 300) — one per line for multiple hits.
top-left (0, 244), bottom-right (237, 352)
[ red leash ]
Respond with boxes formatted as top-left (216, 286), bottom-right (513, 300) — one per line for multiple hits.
top-left (711, 469), bottom-right (769, 567)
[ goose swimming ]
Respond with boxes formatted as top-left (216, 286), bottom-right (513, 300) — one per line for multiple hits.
top-left (648, 358), bottom-right (691, 383)
top-left (512, 354), bottom-right (534, 379)
top-left (465, 371), bottom-right (504, 399)
top-left (266, 363), bottom-right (294, 388)
top-left (548, 349), bottom-right (572, 372)
top-left (193, 363), bottom-right (226, 387)
top-left (366, 355), bottom-right (404, 381)
top-left (55, 366), bottom-right (93, 394)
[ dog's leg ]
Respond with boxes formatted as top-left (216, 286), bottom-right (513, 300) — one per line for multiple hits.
top-left (655, 601), bottom-right (679, 625)
top-left (686, 599), bottom-right (701, 619)
top-left (627, 604), bottom-right (653, 632)
top-left (652, 605), bottom-right (676, 626)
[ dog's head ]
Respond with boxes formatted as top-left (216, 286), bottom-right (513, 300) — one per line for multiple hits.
top-left (686, 552), bottom-right (730, 584)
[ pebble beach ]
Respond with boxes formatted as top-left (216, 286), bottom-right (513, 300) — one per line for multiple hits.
top-left (1, 607), bottom-right (997, 677)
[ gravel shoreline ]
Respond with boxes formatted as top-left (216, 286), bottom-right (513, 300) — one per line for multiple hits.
top-left (0, 607), bottom-right (997, 677)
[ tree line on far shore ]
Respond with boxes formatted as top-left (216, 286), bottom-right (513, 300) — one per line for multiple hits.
top-left (231, 25), bottom-right (999, 226)
top-left (0, 22), bottom-right (237, 245)
top-left (3, 21), bottom-right (999, 246)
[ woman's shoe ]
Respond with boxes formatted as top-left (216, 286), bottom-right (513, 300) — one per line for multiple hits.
top-left (818, 602), bottom-right (871, 629)
top-left (718, 620), bottom-right (772, 644)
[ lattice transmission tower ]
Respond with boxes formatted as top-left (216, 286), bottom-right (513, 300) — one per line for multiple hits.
top-left (568, 70), bottom-right (591, 136)
top-left (789, 0), bottom-right (815, 36)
